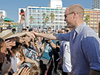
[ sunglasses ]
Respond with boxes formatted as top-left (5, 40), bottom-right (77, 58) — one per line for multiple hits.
top-left (64, 12), bottom-right (74, 18)
top-left (65, 30), bottom-right (69, 32)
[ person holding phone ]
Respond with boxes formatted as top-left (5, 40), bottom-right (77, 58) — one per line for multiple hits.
top-left (17, 9), bottom-right (26, 33)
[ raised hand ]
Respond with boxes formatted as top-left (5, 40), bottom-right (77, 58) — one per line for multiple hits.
top-left (5, 40), bottom-right (13, 50)
top-left (20, 67), bottom-right (30, 75)
top-left (25, 32), bottom-right (35, 39)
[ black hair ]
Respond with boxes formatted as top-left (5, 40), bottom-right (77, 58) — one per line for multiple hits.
top-left (0, 38), bottom-right (4, 72)
top-left (22, 28), bottom-right (27, 31)
top-left (61, 28), bottom-right (65, 30)
top-left (0, 38), bottom-right (4, 49)
top-left (65, 26), bottom-right (74, 31)
top-left (20, 9), bottom-right (24, 13)
top-left (48, 27), bottom-right (51, 29)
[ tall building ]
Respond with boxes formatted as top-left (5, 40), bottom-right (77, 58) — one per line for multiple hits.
top-left (19, 0), bottom-right (66, 29)
top-left (84, 9), bottom-right (100, 32)
top-left (18, 0), bottom-right (100, 32)
top-left (0, 10), bottom-right (7, 26)
top-left (93, 0), bottom-right (100, 9)
top-left (0, 10), bottom-right (7, 18)
top-left (48, 0), bottom-right (62, 8)
top-left (25, 6), bottom-right (66, 30)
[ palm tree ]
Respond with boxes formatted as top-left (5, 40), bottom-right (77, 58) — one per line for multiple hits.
top-left (50, 13), bottom-right (54, 28)
top-left (50, 13), bottom-right (54, 23)
top-left (30, 16), bottom-right (34, 26)
top-left (84, 15), bottom-right (89, 25)
top-left (38, 21), bottom-right (40, 27)
top-left (43, 13), bottom-right (46, 19)
top-left (44, 16), bottom-right (49, 28)
top-left (45, 16), bottom-right (49, 23)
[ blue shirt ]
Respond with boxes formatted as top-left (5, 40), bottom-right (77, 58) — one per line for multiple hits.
top-left (17, 23), bottom-right (23, 33)
top-left (58, 22), bottom-right (100, 75)
top-left (41, 42), bottom-right (53, 60)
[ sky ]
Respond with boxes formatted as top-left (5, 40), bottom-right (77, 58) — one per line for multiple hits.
top-left (0, 0), bottom-right (93, 22)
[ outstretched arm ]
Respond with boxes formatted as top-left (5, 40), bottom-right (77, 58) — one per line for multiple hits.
top-left (32, 32), bottom-right (59, 40)
top-left (24, 57), bottom-right (39, 67)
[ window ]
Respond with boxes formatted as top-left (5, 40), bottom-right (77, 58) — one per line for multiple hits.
top-left (59, 25), bottom-right (62, 29)
top-left (91, 23), bottom-right (93, 25)
top-left (91, 20), bottom-right (93, 22)
top-left (29, 9), bottom-right (31, 13)
top-left (95, 27), bottom-right (97, 30)
top-left (55, 11), bottom-right (58, 13)
top-left (55, 25), bottom-right (58, 30)
top-left (32, 10), bottom-right (36, 12)
top-left (32, 8), bottom-right (36, 10)
top-left (32, 14), bottom-right (36, 16)
top-left (87, 13), bottom-right (89, 15)
top-left (46, 11), bottom-right (50, 13)
top-left (98, 14), bottom-right (100, 16)
top-left (95, 23), bottom-right (97, 25)
top-left (51, 11), bottom-right (54, 13)
top-left (98, 17), bottom-right (100, 19)
top-left (37, 10), bottom-right (41, 12)
top-left (60, 11), bottom-right (63, 14)
top-left (60, 15), bottom-right (63, 17)
top-left (91, 17), bottom-right (93, 19)
top-left (91, 27), bottom-right (93, 29)
top-left (91, 13), bottom-right (93, 15)
top-left (95, 13), bottom-right (97, 15)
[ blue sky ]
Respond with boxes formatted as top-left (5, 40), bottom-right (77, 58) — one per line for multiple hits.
top-left (0, 0), bottom-right (93, 22)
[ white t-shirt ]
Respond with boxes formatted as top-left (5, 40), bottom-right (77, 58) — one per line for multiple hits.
top-left (62, 41), bottom-right (72, 73)
top-left (16, 52), bottom-right (21, 64)
top-left (10, 55), bottom-right (17, 73)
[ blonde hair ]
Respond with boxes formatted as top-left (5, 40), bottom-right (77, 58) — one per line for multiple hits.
top-left (30, 65), bottom-right (40, 75)
top-left (11, 42), bottom-right (25, 60)
top-left (17, 43), bottom-right (25, 60)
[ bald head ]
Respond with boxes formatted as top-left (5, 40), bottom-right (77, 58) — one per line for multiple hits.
top-left (67, 4), bottom-right (84, 18)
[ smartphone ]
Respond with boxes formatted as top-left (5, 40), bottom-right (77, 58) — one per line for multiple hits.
top-left (24, 65), bottom-right (29, 68)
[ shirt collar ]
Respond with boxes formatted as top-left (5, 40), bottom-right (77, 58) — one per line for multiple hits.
top-left (75, 22), bottom-right (86, 34)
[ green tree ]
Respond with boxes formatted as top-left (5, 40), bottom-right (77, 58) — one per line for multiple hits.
top-left (42, 13), bottom-right (49, 28)
top-left (45, 16), bottom-right (49, 23)
top-left (50, 13), bottom-right (54, 23)
top-left (30, 16), bottom-right (34, 25)
top-left (84, 15), bottom-right (89, 25)
top-left (43, 13), bottom-right (46, 19)
top-left (44, 16), bottom-right (49, 28)
top-left (50, 13), bottom-right (54, 28)
top-left (38, 21), bottom-right (40, 27)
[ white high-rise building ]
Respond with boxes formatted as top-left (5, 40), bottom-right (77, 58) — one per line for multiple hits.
top-left (18, 0), bottom-right (66, 30)
top-left (0, 10), bottom-right (7, 26)
top-left (25, 6), bottom-right (66, 30)
top-left (93, 0), bottom-right (100, 9)
top-left (48, 0), bottom-right (62, 8)
top-left (0, 10), bottom-right (7, 18)
top-left (18, 0), bottom-right (100, 31)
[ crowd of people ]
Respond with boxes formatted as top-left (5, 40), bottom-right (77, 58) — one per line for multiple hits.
top-left (0, 4), bottom-right (100, 75)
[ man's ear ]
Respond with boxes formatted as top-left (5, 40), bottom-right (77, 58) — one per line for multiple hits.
top-left (73, 12), bottom-right (77, 19)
